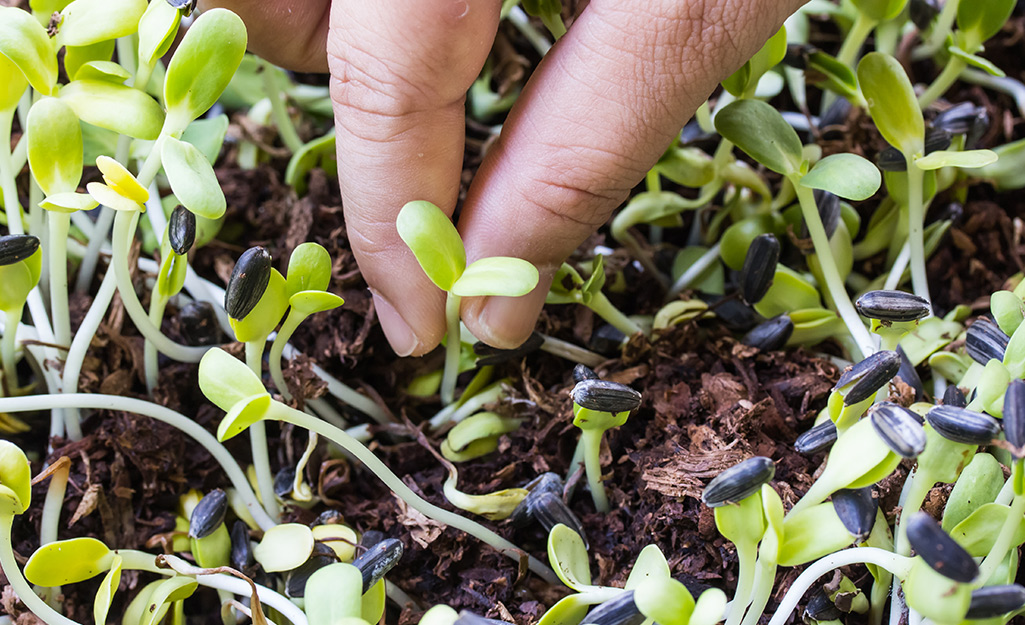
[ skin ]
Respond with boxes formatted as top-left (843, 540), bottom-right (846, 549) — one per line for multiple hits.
top-left (200, 0), bottom-right (808, 356)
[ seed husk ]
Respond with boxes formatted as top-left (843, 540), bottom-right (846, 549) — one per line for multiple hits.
top-left (274, 467), bottom-right (296, 498)
top-left (581, 590), bottom-right (644, 625)
top-left (166, 0), bottom-right (197, 16)
top-left (530, 491), bottom-right (589, 549)
top-left (701, 456), bottom-right (775, 508)
top-left (1004, 379), bottom-right (1025, 456)
top-left (178, 301), bottom-right (222, 346)
top-left (895, 345), bottom-right (924, 402)
top-left (509, 472), bottom-right (563, 528)
top-left (833, 350), bottom-right (901, 406)
top-left (230, 520), bottom-right (254, 572)
top-left (0, 234), bottom-right (40, 266)
top-left (573, 364), bottom-right (600, 383)
top-left (932, 102), bottom-right (985, 137)
top-left (925, 405), bottom-right (1001, 446)
top-left (804, 588), bottom-right (842, 622)
top-left (571, 379), bottom-right (642, 413)
top-left (454, 611), bottom-right (515, 625)
top-left (742, 315), bottom-right (794, 352)
top-left (831, 487), bottom-right (877, 543)
top-left (876, 128), bottom-right (951, 172)
top-left (473, 331), bottom-right (545, 366)
top-left (965, 318), bottom-right (1010, 365)
top-left (909, 0), bottom-right (941, 30)
top-left (869, 401), bottom-right (927, 458)
top-left (360, 530), bottom-right (386, 549)
top-left (782, 43), bottom-right (814, 70)
top-left (740, 234), bottom-right (780, 305)
top-left (965, 585), bottom-right (1025, 619)
top-left (706, 294), bottom-right (760, 331)
top-left (189, 488), bottom-right (227, 539)
top-left (855, 290), bottom-right (931, 323)
top-left (224, 246), bottom-right (272, 321)
top-left (812, 189), bottom-right (842, 240)
top-left (285, 544), bottom-right (336, 599)
top-left (589, 324), bottom-right (627, 356)
top-left (942, 384), bottom-right (968, 408)
top-left (352, 537), bottom-right (403, 593)
top-left (794, 420), bottom-right (838, 455)
top-left (168, 205), bottom-right (196, 256)
top-left (818, 97), bottom-right (852, 135)
top-left (906, 512), bottom-right (979, 583)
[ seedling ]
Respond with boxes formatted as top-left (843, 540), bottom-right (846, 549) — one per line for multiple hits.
top-left (396, 200), bottom-right (538, 405)
top-left (547, 255), bottom-right (644, 338)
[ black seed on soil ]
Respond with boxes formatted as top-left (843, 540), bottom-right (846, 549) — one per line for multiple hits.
top-left (179, 301), bottom-right (222, 346)
top-left (352, 538), bottom-right (403, 593)
top-left (473, 331), bottom-right (545, 366)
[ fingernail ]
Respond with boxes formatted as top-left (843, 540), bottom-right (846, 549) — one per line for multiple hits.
top-left (472, 291), bottom-right (544, 349)
top-left (372, 291), bottom-right (420, 357)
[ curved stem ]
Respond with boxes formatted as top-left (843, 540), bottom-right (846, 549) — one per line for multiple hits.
top-left (144, 289), bottom-right (169, 394)
top-left (903, 158), bottom-right (929, 302)
top-left (0, 515), bottom-right (81, 625)
top-left (894, 471), bottom-right (934, 556)
top-left (269, 310), bottom-right (305, 401)
top-left (837, 13), bottom-right (877, 69)
top-left (47, 212), bottom-right (71, 349)
top-left (767, 548), bottom-right (913, 625)
top-left (919, 0), bottom-right (961, 58)
top-left (245, 341), bottom-right (279, 521)
top-left (538, 334), bottom-right (605, 368)
top-left (268, 401), bottom-right (559, 584)
top-left (587, 293), bottom-right (643, 337)
top-left (441, 292), bottom-right (462, 406)
top-left (0, 109), bottom-right (25, 235)
top-left (0, 393), bottom-right (276, 530)
top-left (580, 429), bottom-right (609, 513)
top-left (429, 379), bottom-right (504, 430)
top-left (62, 266), bottom-right (117, 429)
top-left (666, 242), bottom-right (722, 301)
top-left (918, 58), bottom-right (966, 109)
top-left (977, 492), bottom-right (1025, 584)
top-left (724, 540), bottom-right (758, 625)
top-left (74, 207), bottom-right (114, 293)
top-left (2, 306), bottom-right (22, 395)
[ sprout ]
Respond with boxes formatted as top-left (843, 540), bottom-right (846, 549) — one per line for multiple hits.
top-left (905, 512), bottom-right (979, 583)
top-left (224, 246), bottom-right (273, 321)
top-left (924, 405), bottom-right (1001, 446)
top-left (701, 457), bottom-right (775, 508)
top-left (868, 401), bottom-right (927, 458)
top-left (832, 350), bottom-right (901, 406)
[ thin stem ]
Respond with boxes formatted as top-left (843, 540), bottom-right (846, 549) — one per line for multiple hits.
top-left (893, 470), bottom-right (934, 556)
top-left (245, 341), bottom-right (280, 521)
top-left (0, 393), bottom-right (276, 530)
top-left (441, 292), bottom-right (462, 406)
top-left (506, 6), bottom-right (552, 56)
top-left (918, 0), bottom-right (961, 59)
top-left (960, 69), bottom-right (1025, 119)
top-left (1, 306), bottom-right (21, 395)
top-left (792, 182), bottom-right (876, 358)
top-left (429, 379), bottom-right (504, 430)
top-left (903, 157), bottom-right (930, 302)
top-left (884, 241), bottom-right (911, 291)
top-left (724, 540), bottom-right (758, 625)
top-left (144, 289), bottom-right (169, 394)
top-left (259, 60), bottom-right (303, 154)
top-left (269, 310), bottom-right (305, 401)
top-left (837, 13), bottom-right (877, 69)
top-left (47, 212), bottom-right (72, 349)
top-left (0, 515), bottom-right (81, 625)
top-left (587, 292), bottom-right (644, 337)
top-left (918, 58), bottom-right (966, 109)
top-left (269, 401), bottom-right (559, 584)
top-left (580, 429), bottom-right (609, 512)
top-left (977, 491), bottom-right (1025, 583)
top-left (767, 548), bottom-right (913, 625)
top-left (538, 334), bottom-right (605, 368)
top-left (39, 458), bottom-right (70, 546)
top-left (739, 555), bottom-right (777, 625)
top-left (0, 109), bottom-right (24, 235)
top-left (666, 242), bottom-right (722, 300)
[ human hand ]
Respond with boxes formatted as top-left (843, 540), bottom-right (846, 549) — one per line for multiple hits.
top-left (200, 0), bottom-right (807, 356)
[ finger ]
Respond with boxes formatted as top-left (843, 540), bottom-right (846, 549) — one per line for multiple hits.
top-left (197, 0), bottom-right (332, 71)
top-left (328, 0), bottom-right (499, 356)
top-left (459, 0), bottom-right (807, 348)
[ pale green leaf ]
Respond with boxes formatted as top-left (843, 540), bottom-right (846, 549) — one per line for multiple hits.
top-left (914, 149), bottom-right (998, 170)
top-left (0, 252), bottom-right (42, 314)
top-left (0, 53), bottom-right (28, 112)
top-left (289, 291), bottom-right (344, 316)
top-left (181, 114), bottom-right (229, 165)
top-left (0, 441), bottom-right (31, 515)
top-left (714, 99), bottom-right (804, 175)
top-left (451, 257), bottom-right (539, 297)
top-left (956, 0), bottom-right (1015, 47)
top-left (56, 0), bottom-right (146, 48)
top-left (396, 200), bottom-right (466, 291)
top-left (253, 523), bottom-right (315, 572)
top-left (39, 191), bottom-right (97, 214)
top-left (942, 453), bottom-right (1004, 531)
top-left (228, 268), bottom-right (288, 342)
top-left (164, 8), bottom-right (247, 131)
top-left (161, 136), bottom-right (226, 219)
top-left (72, 60), bottom-right (130, 83)
top-left (950, 503), bottom-right (1025, 556)
top-left (800, 153), bottom-right (881, 200)
top-left (0, 7), bottom-right (57, 95)
top-left (634, 577), bottom-right (694, 625)
top-left (24, 537), bottom-right (112, 586)
top-left (418, 605), bottom-right (460, 625)
top-left (137, 0), bottom-right (180, 68)
top-left (852, 0), bottom-right (908, 21)
top-left (536, 595), bottom-right (589, 625)
top-left (807, 50), bottom-right (860, 100)
top-left (690, 589), bottom-right (729, 625)
top-left (624, 544), bottom-right (671, 590)
top-left (948, 46), bottom-right (1005, 77)
top-left (27, 97), bottom-right (83, 196)
top-left (197, 348), bottom-right (268, 414)
top-left (63, 39), bottom-right (114, 82)
top-left (93, 554), bottom-right (122, 625)
top-left (858, 53), bottom-right (923, 156)
top-left (903, 560), bottom-right (971, 623)
top-left (60, 79), bottom-right (164, 140)
top-left (140, 576), bottom-right (198, 625)
top-left (286, 242), bottom-right (332, 297)
top-left (306, 563), bottom-right (364, 625)
top-left (216, 394), bottom-right (272, 442)
top-left (547, 524), bottom-right (591, 590)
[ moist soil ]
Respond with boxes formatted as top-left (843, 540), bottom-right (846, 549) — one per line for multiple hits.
top-left (5, 8), bottom-right (1025, 625)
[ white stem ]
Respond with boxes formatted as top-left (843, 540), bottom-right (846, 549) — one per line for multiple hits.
top-left (666, 242), bottom-right (723, 300)
top-left (884, 242), bottom-right (911, 291)
top-left (506, 6), bottom-right (552, 56)
top-left (74, 207), bottom-right (114, 293)
top-left (245, 341), bottom-right (280, 521)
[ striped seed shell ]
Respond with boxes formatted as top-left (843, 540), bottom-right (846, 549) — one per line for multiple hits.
top-left (230, 520), bottom-right (254, 572)
top-left (869, 401), bottom-right (927, 458)
top-left (742, 315), bottom-right (794, 352)
top-left (530, 491), bottom-right (589, 550)
top-left (571, 379), bottom-right (642, 413)
top-left (831, 487), bottom-right (877, 543)
top-left (813, 190), bottom-right (842, 240)
top-left (794, 420), bottom-right (838, 455)
top-left (1003, 379), bottom-right (1025, 455)
top-left (166, 0), bottom-right (197, 16)
top-left (473, 331), bottom-right (544, 366)
top-left (833, 350), bottom-right (901, 406)
top-left (906, 512), bottom-right (979, 583)
top-left (509, 472), bottom-right (563, 527)
top-left (933, 102), bottom-right (985, 137)
top-left (224, 246), bottom-right (272, 320)
top-left (590, 324), bottom-right (627, 356)
top-left (740, 234), bottom-right (780, 305)
top-left (454, 611), bottom-right (515, 625)
top-left (179, 301), bottom-right (221, 347)
top-left (352, 537), bottom-right (403, 593)
top-left (701, 456), bottom-right (775, 508)
top-left (965, 318), bottom-right (1009, 365)
top-left (285, 544), bottom-right (336, 598)
top-left (965, 585), bottom-right (1025, 619)
top-left (189, 488), bottom-right (227, 539)
top-left (818, 97), bottom-right (852, 134)
top-left (804, 589), bottom-right (842, 622)
top-left (274, 467), bottom-right (296, 498)
top-left (896, 345), bottom-right (924, 402)
top-left (0, 234), bottom-right (40, 266)
top-left (855, 290), bottom-right (931, 323)
top-left (877, 130), bottom-right (948, 171)
top-left (573, 364), bottom-right (600, 383)
top-left (581, 590), bottom-right (644, 625)
top-left (168, 205), bottom-right (196, 256)
top-left (925, 405), bottom-right (1001, 446)
top-left (942, 384), bottom-right (968, 408)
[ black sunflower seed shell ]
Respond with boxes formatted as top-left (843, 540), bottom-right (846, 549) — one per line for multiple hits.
top-left (965, 109), bottom-right (990, 150)
top-left (833, 350), bottom-right (901, 406)
top-left (942, 384), bottom-right (968, 408)
top-left (794, 420), bottom-right (838, 455)
top-left (932, 102), bottom-right (983, 136)
top-left (0, 234), bottom-right (40, 266)
top-left (804, 588), bottom-right (842, 622)
top-left (701, 456), bottom-right (775, 508)
top-left (168, 205), bottom-right (196, 256)
top-left (855, 290), bottom-right (931, 323)
top-left (359, 530), bottom-right (386, 549)
top-left (782, 43), bottom-right (815, 70)
top-left (285, 548), bottom-right (335, 598)
top-left (832, 487), bottom-right (877, 543)
top-left (869, 401), bottom-right (927, 458)
top-left (906, 512), bottom-right (979, 583)
top-left (509, 473), bottom-right (563, 527)
top-left (473, 331), bottom-right (545, 366)
top-left (877, 146), bottom-right (907, 172)
top-left (740, 234), bottom-right (780, 305)
top-left (573, 364), bottom-right (600, 383)
top-left (581, 590), bottom-right (644, 625)
top-left (166, 0), bottom-right (197, 16)
top-left (910, 0), bottom-right (941, 30)
top-left (274, 467), bottom-right (296, 498)
top-left (589, 323), bottom-right (627, 356)
top-left (179, 301), bottom-right (221, 346)
top-left (742, 315), bottom-right (793, 352)
top-left (530, 492), bottom-right (589, 549)
top-left (1004, 379), bottom-right (1025, 454)
top-left (925, 405), bottom-right (1001, 446)
top-left (189, 488), bottom-right (227, 539)
top-left (315, 509), bottom-right (345, 526)
top-left (454, 611), bottom-right (515, 625)
top-left (895, 345), bottom-right (925, 402)
top-left (571, 379), bottom-right (642, 413)
top-left (925, 126), bottom-right (953, 154)
top-left (230, 520), bottom-right (254, 572)
top-left (965, 318), bottom-right (1009, 365)
top-left (813, 189), bottom-right (842, 240)
top-left (224, 246), bottom-right (272, 320)
top-left (965, 585), bottom-right (1025, 619)
top-left (818, 97), bottom-right (852, 135)
top-left (352, 537), bottom-right (403, 593)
